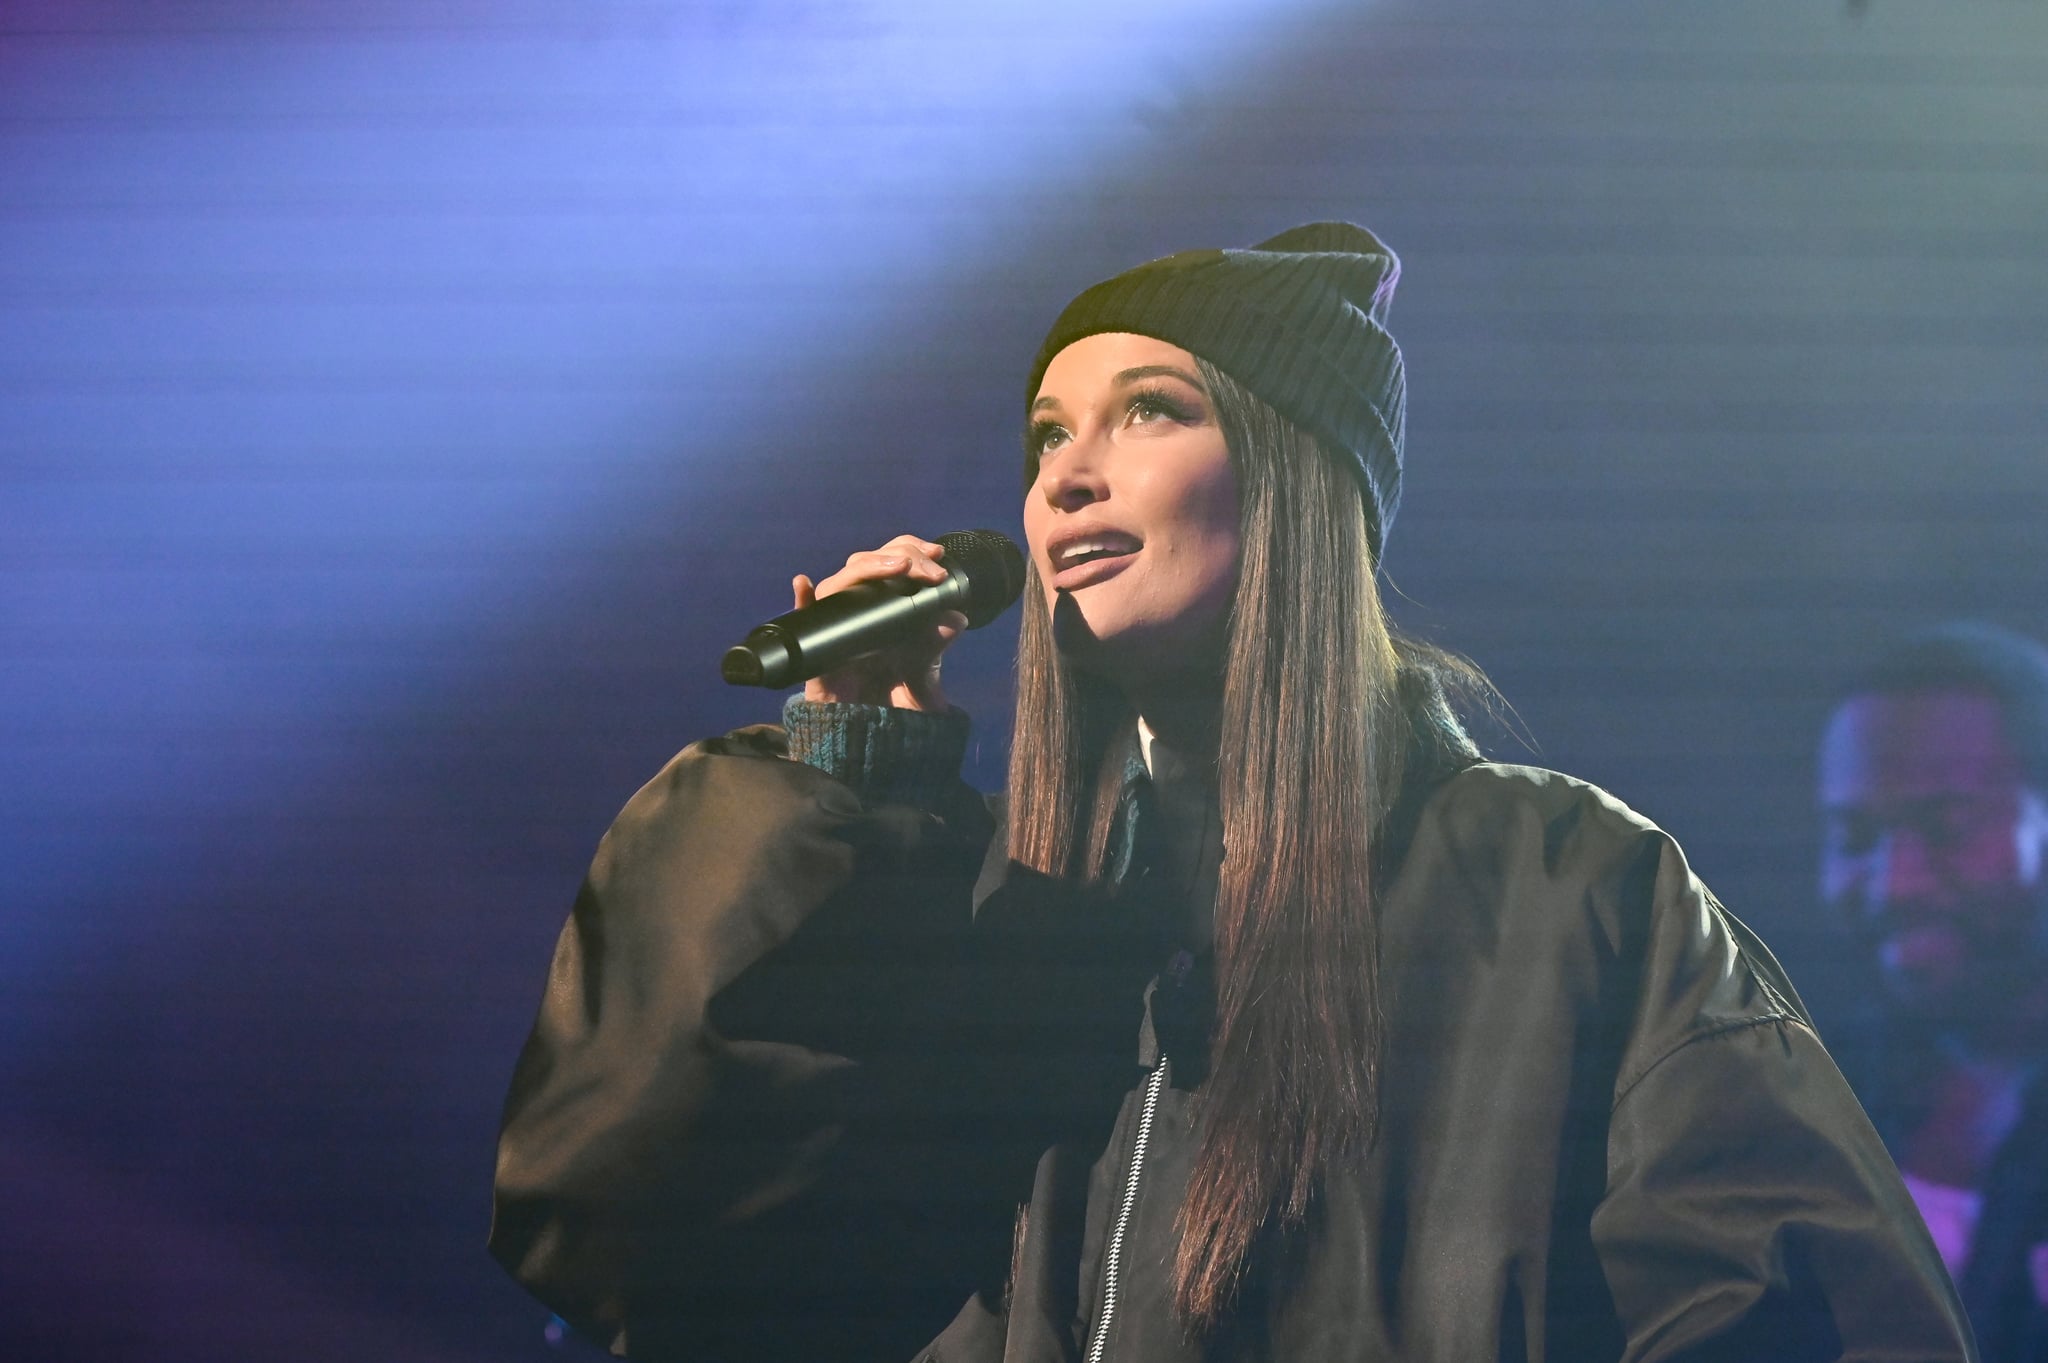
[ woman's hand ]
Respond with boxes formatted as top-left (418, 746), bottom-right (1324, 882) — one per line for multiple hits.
top-left (796, 534), bottom-right (966, 711)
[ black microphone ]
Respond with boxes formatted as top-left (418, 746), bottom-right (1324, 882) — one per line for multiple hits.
top-left (721, 529), bottom-right (1026, 688)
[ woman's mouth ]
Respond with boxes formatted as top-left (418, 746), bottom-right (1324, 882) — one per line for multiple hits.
top-left (1049, 533), bottom-right (1141, 590)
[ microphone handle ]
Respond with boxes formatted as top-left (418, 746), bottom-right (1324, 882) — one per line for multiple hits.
top-left (721, 573), bottom-right (970, 688)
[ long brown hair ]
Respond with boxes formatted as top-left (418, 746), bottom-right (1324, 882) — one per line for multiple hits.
top-left (1007, 357), bottom-right (1410, 1327)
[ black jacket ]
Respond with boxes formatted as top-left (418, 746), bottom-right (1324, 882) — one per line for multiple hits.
top-left (490, 714), bottom-right (1974, 1361)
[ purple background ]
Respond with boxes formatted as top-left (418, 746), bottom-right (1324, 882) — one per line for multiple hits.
top-left (4, 1), bottom-right (2045, 1357)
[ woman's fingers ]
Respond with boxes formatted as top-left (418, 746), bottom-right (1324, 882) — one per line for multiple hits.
top-left (880, 533), bottom-right (946, 558)
top-left (812, 536), bottom-right (948, 600)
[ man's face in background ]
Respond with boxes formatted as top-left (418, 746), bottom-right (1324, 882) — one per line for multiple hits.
top-left (1820, 689), bottom-right (2048, 1046)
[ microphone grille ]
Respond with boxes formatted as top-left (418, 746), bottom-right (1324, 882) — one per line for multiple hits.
top-left (937, 529), bottom-right (1026, 628)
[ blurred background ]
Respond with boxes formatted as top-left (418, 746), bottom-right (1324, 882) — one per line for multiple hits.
top-left (3, 0), bottom-right (2044, 1357)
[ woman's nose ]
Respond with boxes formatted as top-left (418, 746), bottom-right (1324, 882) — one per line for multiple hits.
top-left (1038, 444), bottom-right (1107, 512)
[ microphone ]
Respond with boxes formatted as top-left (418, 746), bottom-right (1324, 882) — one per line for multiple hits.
top-left (721, 529), bottom-right (1026, 688)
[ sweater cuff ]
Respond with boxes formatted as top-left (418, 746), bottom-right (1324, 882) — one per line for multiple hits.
top-left (781, 697), bottom-right (970, 810)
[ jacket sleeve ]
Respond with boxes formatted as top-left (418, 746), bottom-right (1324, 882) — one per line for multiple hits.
top-left (1589, 846), bottom-right (1977, 1362)
top-left (487, 719), bottom-right (1005, 1361)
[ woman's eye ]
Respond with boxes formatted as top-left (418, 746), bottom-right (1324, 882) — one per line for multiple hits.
top-left (1125, 391), bottom-right (1194, 427)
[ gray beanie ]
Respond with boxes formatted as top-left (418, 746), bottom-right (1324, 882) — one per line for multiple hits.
top-left (1027, 221), bottom-right (1406, 560)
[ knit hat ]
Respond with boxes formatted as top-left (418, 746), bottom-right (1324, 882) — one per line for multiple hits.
top-left (1027, 221), bottom-right (1405, 560)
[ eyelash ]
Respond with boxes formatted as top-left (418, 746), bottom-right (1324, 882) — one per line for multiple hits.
top-left (1026, 386), bottom-right (1197, 460)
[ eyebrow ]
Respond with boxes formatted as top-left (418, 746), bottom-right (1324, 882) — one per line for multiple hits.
top-left (1029, 363), bottom-right (1208, 415)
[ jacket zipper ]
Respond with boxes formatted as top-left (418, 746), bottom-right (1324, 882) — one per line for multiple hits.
top-left (1084, 1055), bottom-right (1170, 1363)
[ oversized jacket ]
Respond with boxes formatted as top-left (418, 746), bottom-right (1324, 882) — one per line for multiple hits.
top-left (489, 700), bottom-right (1976, 1362)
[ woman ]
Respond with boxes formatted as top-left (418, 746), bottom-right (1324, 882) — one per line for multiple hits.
top-left (490, 224), bottom-right (1974, 1360)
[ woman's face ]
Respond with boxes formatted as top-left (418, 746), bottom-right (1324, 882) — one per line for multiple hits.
top-left (1024, 332), bottom-right (1240, 680)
